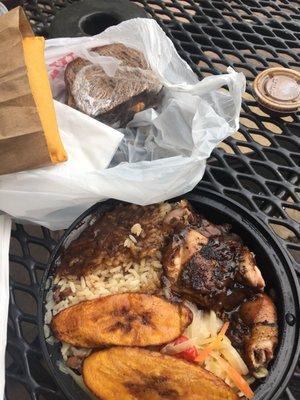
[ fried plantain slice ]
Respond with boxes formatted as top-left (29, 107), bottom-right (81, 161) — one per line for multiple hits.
top-left (51, 293), bottom-right (192, 348)
top-left (83, 347), bottom-right (238, 400)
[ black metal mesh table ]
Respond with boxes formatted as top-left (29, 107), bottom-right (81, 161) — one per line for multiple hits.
top-left (6, 1), bottom-right (300, 399)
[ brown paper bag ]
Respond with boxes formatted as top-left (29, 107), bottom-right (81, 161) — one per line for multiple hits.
top-left (0, 7), bottom-right (67, 175)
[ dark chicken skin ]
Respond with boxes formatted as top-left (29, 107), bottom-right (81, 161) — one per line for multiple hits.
top-left (162, 202), bottom-right (277, 372)
top-left (238, 294), bottom-right (278, 371)
top-left (163, 228), bottom-right (265, 311)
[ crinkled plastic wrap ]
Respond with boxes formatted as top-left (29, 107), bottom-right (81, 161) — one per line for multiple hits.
top-left (62, 42), bottom-right (163, 127)
top-left (69, 63), bottom-right (162, 127)
top-left (0, 18), bottom-right (245, 229)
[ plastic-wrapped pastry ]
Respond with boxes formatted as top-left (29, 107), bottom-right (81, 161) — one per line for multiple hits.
top-left (65, 43), bottom-right (163, 127)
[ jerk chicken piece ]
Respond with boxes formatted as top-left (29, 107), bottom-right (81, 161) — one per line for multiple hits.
top-left (163, 228), bottom-right (208, 285)
top-left (163, 224), bottom-right (265, 311)
top-left (163, 200), bottom-right (197, 228)
top-left (163, 203), bottom-right (231, 238)
top-left (238, 294), bottom-right (278, 371)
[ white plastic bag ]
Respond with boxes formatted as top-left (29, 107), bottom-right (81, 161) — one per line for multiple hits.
top-left (0, 215), bottom-right (11, 397)
top-left (0, 18), bottom-right (245, 230)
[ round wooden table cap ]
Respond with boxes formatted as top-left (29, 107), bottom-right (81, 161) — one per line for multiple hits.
top-left (253, 67), bottom-right (300, 113)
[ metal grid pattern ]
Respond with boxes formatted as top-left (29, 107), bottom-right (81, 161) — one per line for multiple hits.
top-left (5, 1), bottom-right (300, 399)
top-left (131, 0), bottom-right (300, 274)
top-left (6, 224), bottom-right (64, 400)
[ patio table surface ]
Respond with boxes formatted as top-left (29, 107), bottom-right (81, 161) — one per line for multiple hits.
top-left (5, 1), bottom-right (300, 400)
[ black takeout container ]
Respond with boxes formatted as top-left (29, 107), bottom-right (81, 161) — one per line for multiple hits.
top-left (38, 188), bottom-right (300, 400)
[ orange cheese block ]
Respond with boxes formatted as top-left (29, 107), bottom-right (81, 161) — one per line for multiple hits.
top-left (22, 36), bottom-right (67, 164)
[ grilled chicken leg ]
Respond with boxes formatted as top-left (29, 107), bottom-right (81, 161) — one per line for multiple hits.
top-left (239, 294), bottom-right (278, 371)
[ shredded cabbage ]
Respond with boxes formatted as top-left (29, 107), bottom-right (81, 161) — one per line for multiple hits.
top-left (163, 302), bottom-right (258, 397)
top-left (220, 337), bottom-right (249, 375)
